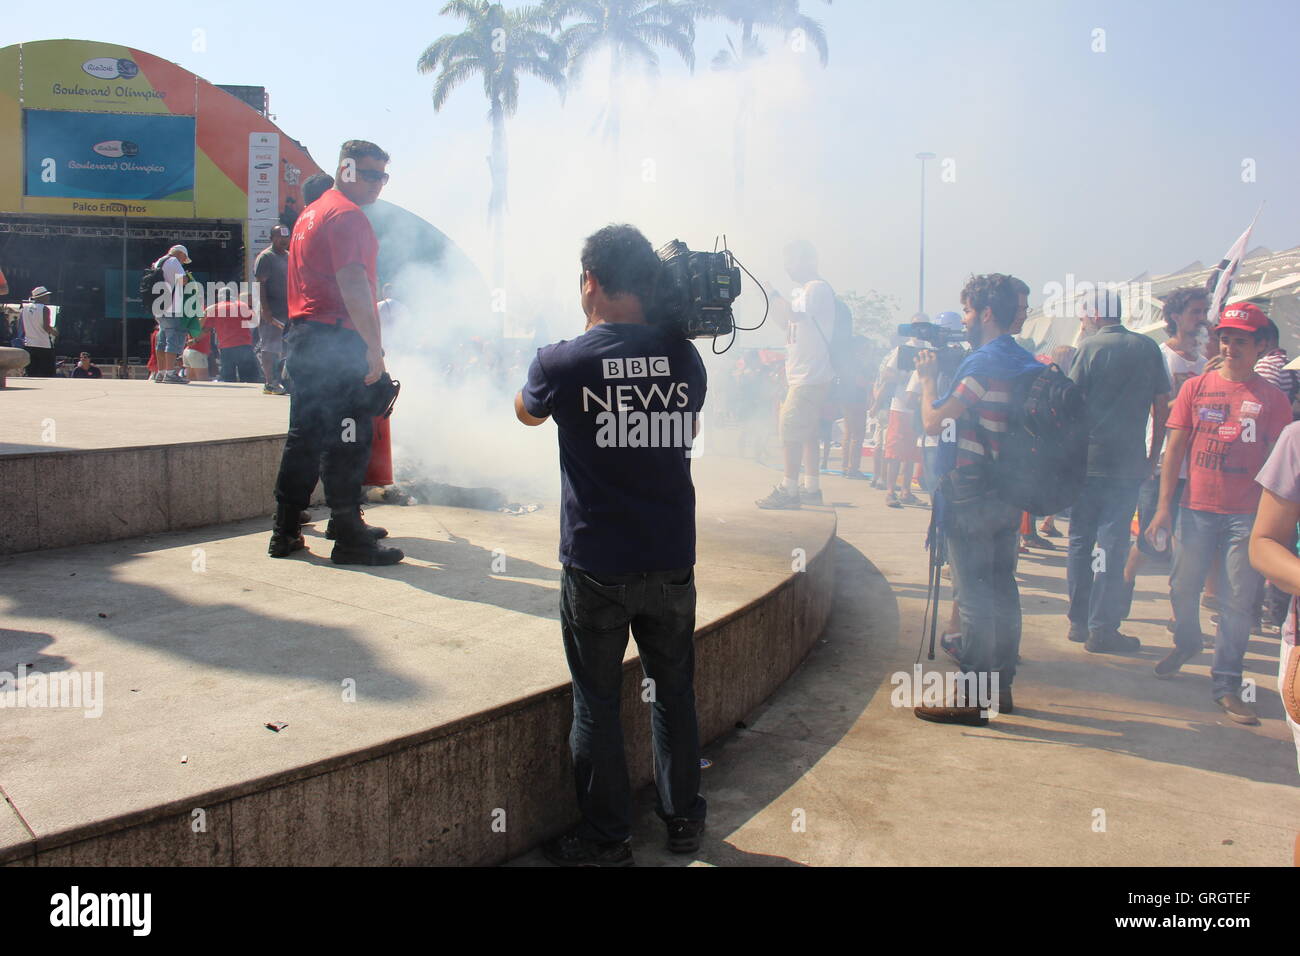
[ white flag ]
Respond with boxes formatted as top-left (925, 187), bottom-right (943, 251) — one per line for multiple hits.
top-left (1208, 208), bottom-right (1262, 324)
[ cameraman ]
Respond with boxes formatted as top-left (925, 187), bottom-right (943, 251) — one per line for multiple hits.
top-left (913, 274), bottom-right (1041, 725)
top-left (514, 224), bottom-right (708, 866)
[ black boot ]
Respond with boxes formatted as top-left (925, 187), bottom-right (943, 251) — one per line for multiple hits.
top-left (329, 508), bottom-right (403, 566)
top-left (269, 503), bottom-right (306, 558)
top-left (325, 509), bottom-right (388, 540)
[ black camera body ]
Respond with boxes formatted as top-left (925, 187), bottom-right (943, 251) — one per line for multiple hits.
top-left (897, 321), bottom-right (966, 347)
top-left (895, 322), bottom-right (968, 377)
top-left (653, 240), bottom-right (743, 339)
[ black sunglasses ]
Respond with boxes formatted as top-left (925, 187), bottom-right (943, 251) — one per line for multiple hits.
top-left (356, 168), bottom-right (389, 185)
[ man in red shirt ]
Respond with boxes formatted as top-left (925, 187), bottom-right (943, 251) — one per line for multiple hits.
top-left (202, 288), bottom-right (259, 382)
top-left (269, 140), bottom-right (401, 566)
top-left (1146, 302), bottom-right (1291, 723)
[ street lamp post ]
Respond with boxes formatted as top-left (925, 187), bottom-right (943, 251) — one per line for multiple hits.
top-left (915, 152), bottom-right (936, 315)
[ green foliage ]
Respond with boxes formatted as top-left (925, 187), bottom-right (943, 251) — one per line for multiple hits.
top-left (417, 2), bottom-right (568, 117)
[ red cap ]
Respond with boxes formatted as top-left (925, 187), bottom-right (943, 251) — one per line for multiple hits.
top-left (1218, 302), bottom-right (1268, 333)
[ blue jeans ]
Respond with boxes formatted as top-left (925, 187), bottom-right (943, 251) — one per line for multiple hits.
top-left (560, 565), bottom-right (706, 843)
top-left (943, 495), bottom-right (1022, 686)
top-left (1169, 507), bottom-right (1259, 700)
top-left (219, 344), bottom-right (261, 383)
top-left (1067, 476), bottom-right (1143, 634)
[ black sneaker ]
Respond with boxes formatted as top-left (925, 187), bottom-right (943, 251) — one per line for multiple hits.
top-left (541, 831), bottom-right (634, 867)
top-left (1067, 623), bottom-right (1089, 643)
top-left (1085, 628), bottom-right (1140, 654)
top-left (666, 818), bottom-right (705, 854)
top-left (756, 486), bottom-right (801, 510)
top-left (1154, 644), bottom-right (1200, 679)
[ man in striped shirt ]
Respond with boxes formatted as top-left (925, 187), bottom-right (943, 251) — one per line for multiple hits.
top-left (1254, 318), bottom-right (1299, 405)
top-left (913, 274), bottom-right (1040, 725)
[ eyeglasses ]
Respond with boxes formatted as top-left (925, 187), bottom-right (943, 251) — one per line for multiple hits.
top-left (356, 168), bottom-right (390, 185)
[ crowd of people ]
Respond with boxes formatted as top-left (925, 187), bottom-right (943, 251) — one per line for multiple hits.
top-left (750, 258), bottom-right (1300, 758)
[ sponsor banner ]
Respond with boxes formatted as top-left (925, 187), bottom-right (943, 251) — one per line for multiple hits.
top-left (19, 40), bottom-right (191, 114)
top-left (24, 109), bottom-right (196, 202)
top-left (246, 131), bottom-right (280, 292)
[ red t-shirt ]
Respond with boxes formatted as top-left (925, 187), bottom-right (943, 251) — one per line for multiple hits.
top-left (287, 188), bottom-right (377, 331)
top-left (1167, 369), bottom-right (1291, 514)
top-left (202, 301), bottom-right (254, 349)
top-left (188, 327), bottom-right (214, 356)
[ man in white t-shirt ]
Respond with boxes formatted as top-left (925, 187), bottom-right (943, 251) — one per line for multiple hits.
top-left (1120, 286), bottom-right (1209, 614)
top-left (757, 240), bottom-right (837, 510)
top-left (151, 244), bottom-right (192, 383)
top-left (20, 286), bottom-right (56, 376)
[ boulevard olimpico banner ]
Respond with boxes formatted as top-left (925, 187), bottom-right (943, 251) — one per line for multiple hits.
top-left (0, 39), bottom-right (322, 245)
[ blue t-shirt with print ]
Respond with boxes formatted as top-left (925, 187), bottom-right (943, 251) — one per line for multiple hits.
top-left (522, 322), bottom-right (707, 575)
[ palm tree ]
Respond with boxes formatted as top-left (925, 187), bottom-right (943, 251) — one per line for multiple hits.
top-left (418, 1), bottom-right (567, 285)
top-left (548, 1), bottom-right (697, 151)
top-left (699, 0), bottom-right (831, 210)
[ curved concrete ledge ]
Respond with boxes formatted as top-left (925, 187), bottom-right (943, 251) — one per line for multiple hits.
top-left (0, 346), bottom-right (29, 387)
top-left (3, 511), bottom-right (834, 866)
top-left (0, 378), bottom-right (305, 554)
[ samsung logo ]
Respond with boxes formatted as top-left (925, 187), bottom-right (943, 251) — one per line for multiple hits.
top-left (82, 57), bottom-right (139, 80)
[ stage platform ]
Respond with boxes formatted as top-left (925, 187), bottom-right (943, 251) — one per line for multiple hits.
top-left (0, 379), bottom-right (835, 865)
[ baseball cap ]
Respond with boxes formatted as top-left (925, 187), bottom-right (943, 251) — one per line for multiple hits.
top-left (30, 286), bottom-right (51, 299)
top-left (935, 310), bottom-right (962, 332)
top-left (1218, 302), bottom-right (1267, 334)
top-left (271, 225), bottom-right (289, 237)
top-left (168, 244), bottom-right (191, 263)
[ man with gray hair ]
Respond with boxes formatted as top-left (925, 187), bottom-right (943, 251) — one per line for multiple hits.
top-left (1065, 285), bottom-right (1171, 653)
top-left (151, 244), bottom-right (191, 384)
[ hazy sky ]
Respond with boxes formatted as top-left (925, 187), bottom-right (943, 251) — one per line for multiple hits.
top-left (7, 0), bottom-right (1299, 322)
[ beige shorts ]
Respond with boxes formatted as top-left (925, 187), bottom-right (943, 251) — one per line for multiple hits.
top-left (182, 348), bottom-right (208, 369)
top-left (779, 383), bottom-right (831, 444)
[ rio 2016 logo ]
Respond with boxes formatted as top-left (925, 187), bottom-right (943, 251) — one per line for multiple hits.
top-left (82, 57), bottom-right (140, 80)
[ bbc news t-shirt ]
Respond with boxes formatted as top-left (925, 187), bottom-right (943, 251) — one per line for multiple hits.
top-left (1256, 421), bottom-right (1300, 647)
top-left (287, 188), bottom-right (378, 331)
top-left (521, 323), bottom-right (707, 575)
top-left (202, 301), bottom-right (254, 349)
top-left (784, 279), bottom-right (836, 387)
top-left (1166, 369), bottom-right (1291, 514)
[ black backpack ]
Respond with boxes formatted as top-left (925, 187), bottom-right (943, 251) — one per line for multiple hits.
top-left (987, 363), bottom-right (1087, 515)
top-left (139, 258), bottom-right (168, 300)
